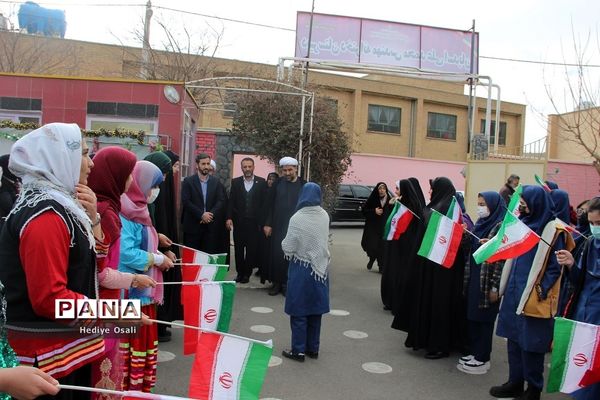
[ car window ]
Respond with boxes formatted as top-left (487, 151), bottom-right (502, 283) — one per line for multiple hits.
top-left (339, 185), bottom-right (353, 198)
top-left (352, 185), bottom-right (372, 199)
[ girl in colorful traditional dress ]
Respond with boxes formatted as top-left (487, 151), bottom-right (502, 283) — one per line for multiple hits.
top-left (87, 147), bottom-right (156, 396)
top-left (0, 123), bottom-right (106, 399)
top-left (118, 160), bottom-right (173, 392)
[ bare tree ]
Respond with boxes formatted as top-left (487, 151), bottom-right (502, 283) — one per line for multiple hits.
top-left (0, 30), bottom-right (79, 74)
top-left (545, 30), bottom-right (600, 172)
top-left (119, 16), bottom-right (223, 84)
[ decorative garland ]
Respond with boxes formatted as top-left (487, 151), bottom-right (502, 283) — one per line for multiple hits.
top-left (0, 120), bottom-right (146, 145)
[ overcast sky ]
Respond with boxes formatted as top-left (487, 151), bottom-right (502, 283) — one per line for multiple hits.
top-left (2, 0), bottom-right (599, 144)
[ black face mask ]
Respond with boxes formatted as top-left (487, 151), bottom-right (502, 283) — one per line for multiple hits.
top-left (577, 212), bottom-right (589, 228)
top-left (518, 205), bottom-right (528, 215)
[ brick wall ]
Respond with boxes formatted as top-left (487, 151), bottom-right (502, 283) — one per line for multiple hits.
top-left (195, 132), bottom-right (216, 157)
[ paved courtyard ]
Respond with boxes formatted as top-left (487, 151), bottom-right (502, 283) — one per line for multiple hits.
top-left (156, 226), bottom-right (569, 399)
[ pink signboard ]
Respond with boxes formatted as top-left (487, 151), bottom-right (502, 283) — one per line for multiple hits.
top-left (295, 12), bottom-right (478, 74)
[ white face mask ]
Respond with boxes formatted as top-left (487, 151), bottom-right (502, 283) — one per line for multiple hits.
top-left (477, 206), bottom-right (490, 219)
top-left (147, 187), bottom-right (160, 204)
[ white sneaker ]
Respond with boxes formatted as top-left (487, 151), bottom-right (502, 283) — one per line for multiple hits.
top-left (458, 354), bottom-right (474, 366)
top-left (457, 359), bottom-right (490, 375)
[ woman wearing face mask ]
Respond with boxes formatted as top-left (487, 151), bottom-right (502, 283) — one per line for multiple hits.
top-left (361, 182), bottom-right (392, 272)
top-left (556, 197), bottom-right (600, 400)
top-left (144, 151), bottom-right (179, 342)
top-left (457, 192), bottom-right (506, 375)
top-left (491, 186), bottom-right (574, 400)
top-left (118, 160), bottom-right (172, 392)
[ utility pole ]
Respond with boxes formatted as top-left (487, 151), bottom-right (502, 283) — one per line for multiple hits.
top-left (140, 0), bottom-right (153, 79)
top-left (466, 19), bottom-right (476, 155)
top-left (299, 0), bottom-right (315, 180)
top-left (301, 0), bottom-right (316, 89)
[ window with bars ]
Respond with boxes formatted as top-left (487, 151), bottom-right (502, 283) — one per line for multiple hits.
top-left (480, 120), bottom-right (507, 146)
top-left (368, 104), bottom-right (401, 134)
top-left (427, 112), bottom-right (457, 140)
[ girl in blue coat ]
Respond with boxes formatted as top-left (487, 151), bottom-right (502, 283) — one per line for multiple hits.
top-left (556, 197), bottom-right (600, 400)
top-left (491, 186), bottom-right (568, 400)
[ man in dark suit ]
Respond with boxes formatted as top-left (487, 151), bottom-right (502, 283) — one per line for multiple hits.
top-left (181, 153), bottom-right (226, 253)
top-left (226, 157), bottom-right (267, 283)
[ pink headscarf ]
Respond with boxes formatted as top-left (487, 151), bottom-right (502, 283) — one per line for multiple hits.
top-left (120, 160), bottom-right (165, 304)
top-left (120, 160), bottom-right (163, 226)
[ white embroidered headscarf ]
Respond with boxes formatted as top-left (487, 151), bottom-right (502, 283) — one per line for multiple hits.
top-left (9, 123), bottom-right (94, 247)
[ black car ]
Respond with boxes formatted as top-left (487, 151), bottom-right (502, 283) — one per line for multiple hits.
top-left (331, 184), bottom-right (373, 222)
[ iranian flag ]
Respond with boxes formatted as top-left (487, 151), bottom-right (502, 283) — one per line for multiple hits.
top-left (123, 392), bottom-right (189, 400)
top-left (189, 331), bottom-right (273, 400)
top-left (535, 174), bottom-right (552, 192)
top-left (417, 209), bottom-right (463, 268)
top-left (447, 197), bottom-right (463, 223)
top-left (183, 281), bottom-right (236, 355)
top-left (181, 264), bottom-right (229, 283)
top-left (383, 202), bottom-right (414, 240)
top-left (547, 318), bottom-right (600, 393)
top-left (181, 247), bottom-right (227, 265)
top-left (472, 186), bottom-right (540, 264)
top-left (556, 218), bottom-right (576, 234)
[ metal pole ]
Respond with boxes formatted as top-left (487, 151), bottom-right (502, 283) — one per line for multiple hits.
top-left (302, 0), bottom-right (316, 89)
top-left (298, 96), bottom-right (306, 177)
top-left (140, 0), bottom-right (153, 79)
top-left (484, 76), bottom-right (493, 156)
top-left (467, 19), bottom-right (476, 155)
top-left (306, 94), bottom-right (315, 181)
top-left (493, 84), bottom-right (501, 154)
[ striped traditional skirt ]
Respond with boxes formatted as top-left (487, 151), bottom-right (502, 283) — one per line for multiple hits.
top-left (120, 304), bottom-right (158, 392)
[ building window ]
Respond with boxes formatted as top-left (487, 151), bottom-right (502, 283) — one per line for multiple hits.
top-left (480, 120), bottom-right (507, 146)
top-left (0, 96), bottom-right (41, 111)
top-left (0, 112), bottom-right (41, 124)
top-left (427, 112), bottom-right (457, 140)
top-left (368, 104), bottom-right (401, 134)
top-left (86, 116), bottom-right (157, 135)
top-left (87, 102), bottom-right (158, 118)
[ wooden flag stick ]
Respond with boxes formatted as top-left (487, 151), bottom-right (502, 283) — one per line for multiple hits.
top-left (155, 281), bottom-right (236, 285)
top-left (147, 318), bottom-right (273, 347)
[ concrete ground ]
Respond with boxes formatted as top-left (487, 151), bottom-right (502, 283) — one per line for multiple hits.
top-left (156, 225), bottom-right (570, 399)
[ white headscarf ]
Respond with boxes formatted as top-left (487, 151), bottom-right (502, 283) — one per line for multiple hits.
top-left (9, 123), bottom-right (94, 247)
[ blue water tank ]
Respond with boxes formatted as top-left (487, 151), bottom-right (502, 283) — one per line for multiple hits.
top-left (18, 1), bottom-right (66, 38)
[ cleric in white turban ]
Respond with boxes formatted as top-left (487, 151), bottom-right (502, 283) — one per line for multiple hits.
top-left (279, 156), bottom-right (298, 167)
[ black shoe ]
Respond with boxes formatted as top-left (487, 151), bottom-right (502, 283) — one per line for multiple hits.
top-left (424, 351), bottom-right (449, 360)
top-left (489, 381), bottom-right (524, 398)
top-left (367, 258), bottom-right (374, 270)
top-left (239, 276), bottom-right (250, 284)
top-left (282, 350), bottom-right (305, 362)
top-left (157, 325), bottom-right (171, 337)
top-left (254, 270), bottom-right (261, 277)
top-left (268, 283), bottom-right (281, 296)
top-left (306, 351), bottom-right (319, 359)
top-left (514, 386), bottom-right (541, 400)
